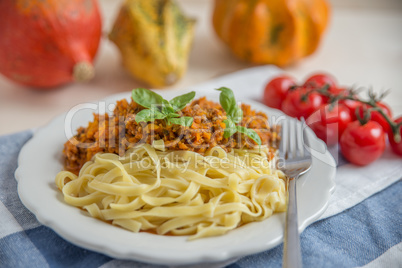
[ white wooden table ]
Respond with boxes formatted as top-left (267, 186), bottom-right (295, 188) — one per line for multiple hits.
top-left (1, 0), bottom-right (401, 135)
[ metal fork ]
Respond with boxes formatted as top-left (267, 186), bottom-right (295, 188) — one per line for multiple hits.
top-left (279, 118), bottom-right (312, 268)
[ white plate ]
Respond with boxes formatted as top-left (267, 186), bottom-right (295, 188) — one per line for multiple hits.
top-left (15, 91), bottom-right (336, 266)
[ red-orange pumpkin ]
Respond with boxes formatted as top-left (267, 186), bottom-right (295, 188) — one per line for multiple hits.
top-left (0, 0), bottom-right (102, 89)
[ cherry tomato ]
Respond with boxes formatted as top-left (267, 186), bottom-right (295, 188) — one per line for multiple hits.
top-left (340, 121), bottom-right (386, 166)
top-left (307, 104), bottom-right (352, 146)
top-left (327, 86), bottom-right (346, 96)
top-left (282, 87), bottom-right (326, 119)
top-left (325, 87), bottom-right (361, 120)
top-left (304, 73), bottom-right (337, 90)
top-left (388, 117), bottom-right (402, 156)
top-left (263, 76), bottom-right (296, 109)
top-left (357, 102), bottom-right (393, 133)
top-left (340, 99), bottom-right (361, 120)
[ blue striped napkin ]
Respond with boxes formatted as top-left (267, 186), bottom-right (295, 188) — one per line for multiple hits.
top-left (1, 129), bottom-right (401, 268)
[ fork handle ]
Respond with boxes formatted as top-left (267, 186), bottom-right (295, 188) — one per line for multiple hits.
top-left (283, 175), bottom-right (302, 268)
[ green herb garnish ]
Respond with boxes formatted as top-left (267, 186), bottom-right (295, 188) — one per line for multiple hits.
top-left (132, 88), bottom-right (195, 127)
top-left (216, 87), bottom-right (262, 146)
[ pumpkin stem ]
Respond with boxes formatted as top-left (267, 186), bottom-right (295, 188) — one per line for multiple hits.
top-left (73, 61), bottom-right (95, 82)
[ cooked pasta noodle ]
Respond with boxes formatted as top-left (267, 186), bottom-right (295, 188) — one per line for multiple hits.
top-left (55, 143), bottom-right (286, 240)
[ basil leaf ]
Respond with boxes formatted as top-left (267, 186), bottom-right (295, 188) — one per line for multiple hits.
top-left (216, 87), bottom-right (236, 117)
top-left (236, 125), bottom-right (247, 135)
top-left (216, 87), bottom-right (244, 123)
top-left (168, 113), bottom-right (181, 118)
top-left (231, 106), bottom-right (243, 124)
top-left (169, 117), bottom-right (194, 127)
top-left (237, 126), bottom-right (261, 145)
top-left (132, 88), bottom-right (164, 109)
top-left (169, 91), bottom-right (196, 111)
top-left (223, 119), bottom-right (237, 138)
top-left (162, 99), bottom-right (175, 114)
top-left (245, 129), bottom-right (262, 146)
top-left (135, 109), bottom-right (153, 123)
top-left (135, 108), bottom-right (166, 123)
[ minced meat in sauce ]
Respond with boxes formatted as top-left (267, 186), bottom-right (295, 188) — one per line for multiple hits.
top-left (63, 97), bottom-right (279, 174)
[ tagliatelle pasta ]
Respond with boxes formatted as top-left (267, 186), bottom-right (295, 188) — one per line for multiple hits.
top-left (55, 143), bottom-right (286, 240)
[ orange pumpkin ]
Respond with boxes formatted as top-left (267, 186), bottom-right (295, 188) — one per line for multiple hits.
top-left (0, 0), bottom-right (102, 89)
top-left (212, 0), bottom-right (330, 66)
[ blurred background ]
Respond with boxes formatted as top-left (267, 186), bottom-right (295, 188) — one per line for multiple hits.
top-left (0, 0), bottom-right (401, 135)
